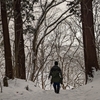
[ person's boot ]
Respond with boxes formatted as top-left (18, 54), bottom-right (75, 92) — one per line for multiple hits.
top-left (53, 83), bottom-right (57, 93)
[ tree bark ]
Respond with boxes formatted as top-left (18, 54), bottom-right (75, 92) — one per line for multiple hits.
top-left (14, 0), bottom-right (26, 79)
top-left (81, 0), bottom-right (99, 83)
top-left (1, 1), bottom-right (13, 79)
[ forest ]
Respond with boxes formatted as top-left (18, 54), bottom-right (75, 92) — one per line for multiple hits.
top-left (0, 0), bottom-right (100, 90)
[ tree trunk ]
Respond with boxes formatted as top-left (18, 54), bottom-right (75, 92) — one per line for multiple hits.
top-left (1, 1), bottom-right (13, 79)
top-left (30, 32), bottom-right (37, 81)
top-left (81, 0), bottom-right (99, 83)
top-left (14, 0), bottom-right (26, 79)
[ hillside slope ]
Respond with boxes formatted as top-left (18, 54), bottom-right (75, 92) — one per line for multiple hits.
top-left (0, 71), bottom-right (100, 100)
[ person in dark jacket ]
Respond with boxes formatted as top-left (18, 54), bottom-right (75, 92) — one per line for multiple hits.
top-left (48, 61), bottom-right (63, 94)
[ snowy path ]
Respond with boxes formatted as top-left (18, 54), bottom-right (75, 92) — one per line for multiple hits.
top-left (1, 72), bottom-right (100, 100)
top-left (0, 85), bottom-right (100, 100)
top-left (34, 89), bottom-right (86, 100)
top-left (0, 88), bottom-right (86, 100)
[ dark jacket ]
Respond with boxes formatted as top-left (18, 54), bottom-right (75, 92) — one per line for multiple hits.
top-left (49, 65), bottom-right (63, 84)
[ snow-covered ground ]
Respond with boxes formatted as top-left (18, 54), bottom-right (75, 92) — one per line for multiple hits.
top-left (0, 71), bottom-right (100, 100)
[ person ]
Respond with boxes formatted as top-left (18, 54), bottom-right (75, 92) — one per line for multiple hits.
top-left (48, 61), bottom-right (63, 94)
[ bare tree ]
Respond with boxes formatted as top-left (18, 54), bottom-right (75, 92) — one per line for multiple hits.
top-left (30, 0), bottom-right (74, 81)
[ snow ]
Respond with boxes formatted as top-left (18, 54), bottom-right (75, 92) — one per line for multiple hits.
top-left (0, 71), bottom-right (100, 100)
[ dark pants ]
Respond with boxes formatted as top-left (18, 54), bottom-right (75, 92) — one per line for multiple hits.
top-left (53, 82), bottom-right (60, 93)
